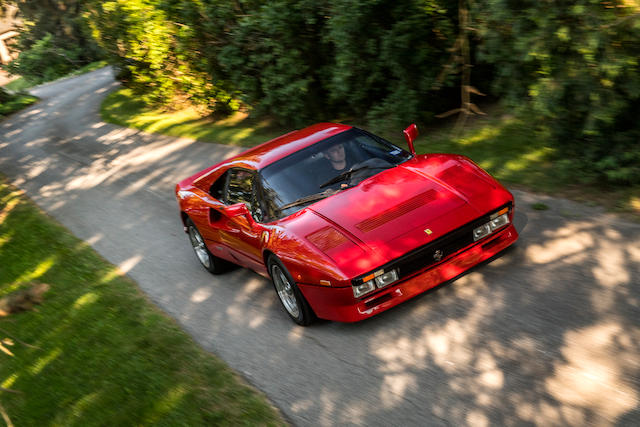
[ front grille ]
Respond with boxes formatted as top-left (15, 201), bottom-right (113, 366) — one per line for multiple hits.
top-left (352, 202), bottom-right (512, 286)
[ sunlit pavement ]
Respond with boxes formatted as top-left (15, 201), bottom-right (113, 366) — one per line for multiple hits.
top-left (1, 67), bottom-right (638, 426)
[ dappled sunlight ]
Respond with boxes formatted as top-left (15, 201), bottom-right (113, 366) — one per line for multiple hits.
top-left (525, 224), bottom-right (593, 265)
top-left (347, 200), bottom-right (639, 425)
top-left (1, 373), bottom-right (18, 389)
top-left (0, 229), bottom-right (14, 251)
top-left (4, 129), bottom-right (21, 139)
top-left (66, 392), bottom-right (102, 420)
top-left (592, 232), bottom-right (630, 288)
top-left (190, 287), bottom-right (212, 303)
top-left (502, 146), bottom-right (553, 172)
top-left (225, 276), bottom-right (275, 329)
top-left (143, 384), bottom-right (188, 424)
top-left (72, 292), bottom-right (99, 310)
top-left (0, 193), bottom-right (19, 224)
top-left (457, 123), bottom-right (504, 146)
top-left (99, 255), bottom-right (142, 284)
top-left (29, 348), bottom-right (62, 375)
top-left (10, 256), bottom-right (56, 289)
top-left (379, 373), bottom-right (418, 408)
top-left (118, 255), bottom-right (142, 274)
top-left (287, 325), bottom-right (306, 342)
top-left (85, 233), bottom-right (103, 246)
top-left (545, 322), bottom-right (638, 423)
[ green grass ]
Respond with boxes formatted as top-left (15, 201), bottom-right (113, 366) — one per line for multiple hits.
top-left (68, 60), bottom-right (109, 77)
top-left (3, 60), bottom-right (109, 92)
top-left (0, 177), bottom-right (285, 426)
top-left (411, 115), bottom-right (558, 191)
top-left (0, 93), bottom-right (38, 117)
top-left (531, 202), bottom-right (550, 211)
top-left (101, 88), bottom-right (285, 147)
top-left (4, 77), bottom-right (30, 92)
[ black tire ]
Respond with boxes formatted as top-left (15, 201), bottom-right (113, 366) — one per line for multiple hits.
top-left (186, 218), bottom-right (227, 274)
top-left (267, 256), bottom-right (315, 326)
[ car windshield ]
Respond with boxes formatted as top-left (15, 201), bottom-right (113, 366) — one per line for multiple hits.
top-left (259, 128), bottom-right (411, 221)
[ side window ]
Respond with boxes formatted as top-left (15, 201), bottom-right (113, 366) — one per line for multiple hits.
top-left (226, 169), bottom-right (254, 209)
top-left (209, 171), bottom-right (228, 200)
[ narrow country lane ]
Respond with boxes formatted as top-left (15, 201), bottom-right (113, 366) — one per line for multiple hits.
top-left (1, 67), bottom-right (639, 426)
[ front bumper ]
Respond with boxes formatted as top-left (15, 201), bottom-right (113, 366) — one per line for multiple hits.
top-left (298, 223), bottom-right (518, 322)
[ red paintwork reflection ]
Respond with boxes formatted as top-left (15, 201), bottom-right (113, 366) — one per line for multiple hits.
top-left (175, 123), bottom-right (518, 322)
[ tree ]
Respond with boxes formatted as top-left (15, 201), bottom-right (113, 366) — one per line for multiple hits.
top-left (474, 0), bottom-right (640, 184)
top-left (5, 0), bottom-right (102, 84)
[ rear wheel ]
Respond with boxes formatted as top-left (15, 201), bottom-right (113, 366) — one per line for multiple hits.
top-left (267, 256), bottom-right (315, 326)
top-left (186, 218), bottom-right (227, 274)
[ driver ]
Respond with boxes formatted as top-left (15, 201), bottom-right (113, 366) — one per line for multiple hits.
top-left (324, 143), bottom-right (350, 173)
top-left (314, 142), bottom-right (353, 190)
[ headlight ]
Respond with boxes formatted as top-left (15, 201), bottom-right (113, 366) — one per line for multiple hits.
top-left (473, 224), bottom-right (491, 241)
top-left (375, 270), bottom-right (399, 288)
top-left (353, 280), bottom-right (377, 298)
top-left (473, 213), bottom-right (510, 241)
top-left (353, 268), bottom-right (400, 298)
top-left (489, 213), bottom-right (509, 230)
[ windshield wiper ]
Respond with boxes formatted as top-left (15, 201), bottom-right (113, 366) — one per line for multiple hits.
top-left (319, 164), bottom-right (391, 189)
top-left (280, 189), bottom-right (339, 210)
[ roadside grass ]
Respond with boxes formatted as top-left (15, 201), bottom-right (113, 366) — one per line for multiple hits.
top-left (3, 60), bottom-right (109, 92)
top-left (0, 177), bottom-right (285, 425)
top-left (100, 88), bottom-right (640, 218)
top-left (0, 93), bottom-right (38, 117)
top-left (3, 77), bottom-right (30, 92)
top-left (101, 88), bottom-right (285, 147)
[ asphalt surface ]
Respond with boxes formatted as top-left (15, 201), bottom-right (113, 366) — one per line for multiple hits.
top-left (1, 67), bottom-right (639, 426)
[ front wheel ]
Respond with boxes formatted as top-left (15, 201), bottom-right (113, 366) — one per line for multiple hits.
top-left (186, 218), bottom-right (227, 274)
top-left (267, 256), bottom-right (315, 326)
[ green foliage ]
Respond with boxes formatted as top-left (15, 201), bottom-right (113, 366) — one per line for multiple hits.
top-left (474, 0), bottom-right (640, 184)
top-left (5, 34), bottom-right (82, 84)
top-left (87, 0), bottom-right (176, 104)
top-left (82, 0), bottom-right (639, 185)
top-left (218, 0), bottom-right (331, 124)
top-left (326, 0), bottom-right (456, 126)
top-left (0, 88), bottom-right (37, 116)
top-left (86, 0), bottom-right (238, 113)
top-left (4, 0), bottom-right (103, 84)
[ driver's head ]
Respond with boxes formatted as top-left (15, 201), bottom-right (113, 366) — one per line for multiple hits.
top-left (324, 143), bottom-right (346, 170)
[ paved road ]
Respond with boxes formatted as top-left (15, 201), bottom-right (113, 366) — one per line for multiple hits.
top-left (1, 68), bottom-right (639, 426)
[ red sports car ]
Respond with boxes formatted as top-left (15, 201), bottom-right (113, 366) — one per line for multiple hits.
top-left (175, 123), bottom-right (518, 325)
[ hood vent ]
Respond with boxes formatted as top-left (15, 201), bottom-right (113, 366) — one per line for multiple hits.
top-left (356, 189), bottom-right (437, 233)
top-left (306, 226), bottom-right (349, 252)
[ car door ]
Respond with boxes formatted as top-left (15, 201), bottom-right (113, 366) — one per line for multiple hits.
top-left (218, 168), bottom-right (265, 271)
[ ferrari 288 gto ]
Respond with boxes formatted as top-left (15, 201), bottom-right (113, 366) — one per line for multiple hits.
top-left (175, 123), bottom-right (518, 325)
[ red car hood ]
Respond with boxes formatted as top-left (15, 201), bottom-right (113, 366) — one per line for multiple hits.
top-left (306, 155), bottom-right (510, 270)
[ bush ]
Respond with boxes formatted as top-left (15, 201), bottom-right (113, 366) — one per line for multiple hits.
top-left (5, 0), bottom-right (104, 85)
top-left (4, 34), bottom-right (82, 84)
top-left (87, 0), bottom-right (238, 114)
top-left (474, 0), bottom-right (640, 185)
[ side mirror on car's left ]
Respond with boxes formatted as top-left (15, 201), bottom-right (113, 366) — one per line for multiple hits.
top-left (403, 123), bottom-right (418, 156)
top-left (225, 203), bottom-right (256, 226)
